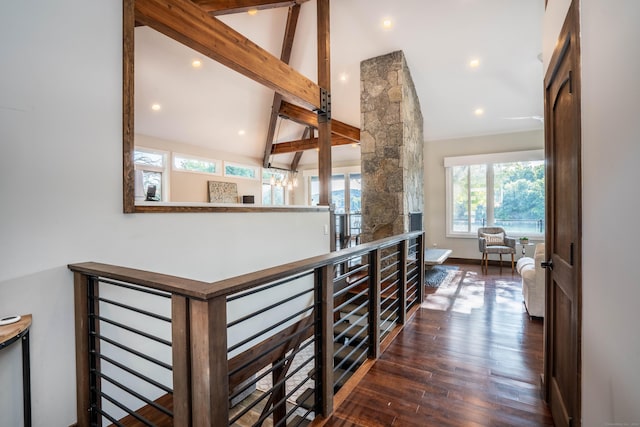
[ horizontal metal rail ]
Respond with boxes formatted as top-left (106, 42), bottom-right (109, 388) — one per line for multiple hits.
top-left (227, 323), bottom-right (315, 378)
top-left (94, 315), bottom-right (171, 347)
top-left (227, 286), bottom-right (314, 328)
top-left (227, 271), bottom-right (313, 302)
top-left (228, 304), bottom-right (315, 353)
top-left (97, 297), bottom-right (172, 322)
top-left (97, 352), bottom-right (172, 394)
top-left (93, 332), bottom-right (172, 371)
top-left (95, 371), bottom-right (173, 418)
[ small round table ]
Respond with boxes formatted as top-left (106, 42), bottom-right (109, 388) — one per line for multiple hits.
top-left (519, 242), bottom-right (535, 257)
top-left (0, 314), bottom-right (32, 427)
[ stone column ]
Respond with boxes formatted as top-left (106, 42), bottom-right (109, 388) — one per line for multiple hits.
top-left (360, 50), bottom-right (424, 243)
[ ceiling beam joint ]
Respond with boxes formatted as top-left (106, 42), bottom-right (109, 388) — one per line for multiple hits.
top-left (317, 89), bottom-right (331, 123)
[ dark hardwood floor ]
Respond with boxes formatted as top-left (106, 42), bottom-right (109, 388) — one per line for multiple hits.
top-left (322, 264), bottom-right (553, 427)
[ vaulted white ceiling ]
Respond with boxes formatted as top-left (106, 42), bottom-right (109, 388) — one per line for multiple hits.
top-left (134, 0), bottom-right (543, 167)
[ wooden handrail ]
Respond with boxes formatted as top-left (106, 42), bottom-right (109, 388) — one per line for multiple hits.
top-left (68, 262), bottom-right (212, 299)
top-left (68, 231), bottom-right (424, 300)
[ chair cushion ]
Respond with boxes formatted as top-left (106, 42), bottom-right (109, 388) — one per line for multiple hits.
top-left (482, 232), bottom-right (504, 246)
top-left (484, 245), bottom-right (515, 254)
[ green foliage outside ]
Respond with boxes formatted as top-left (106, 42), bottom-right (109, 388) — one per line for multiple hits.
top-left (453, 161), bottom-right (545, 232)
top-left (494, 162), bottom-right (545, 221)
top-left (225, 165), bottom-right (256, 179)
top-left (177, 158), bottom-right (216, 174)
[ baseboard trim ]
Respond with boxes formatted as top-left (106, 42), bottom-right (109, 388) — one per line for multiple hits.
top-left (444, 257), bottom-right (480, 265)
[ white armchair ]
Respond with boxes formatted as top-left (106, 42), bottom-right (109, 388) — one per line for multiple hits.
top-left (516, 243), bottom-right (545, 317)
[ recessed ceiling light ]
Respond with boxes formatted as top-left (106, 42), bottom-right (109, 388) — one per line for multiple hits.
top-left (238, 130), bottom-right (246, 136)
top-left (382, 18), bottom-right (393, 29)
top-left (351, 143), bottom-right (359, 148)
top-left (339, 72), bottom-right (348, 83)
top-left (192, 59), bottom-right (202, 68)
top-left (151, 103), bottom-right (161, 111)
top-left (469, 59), bottom-right (480, 68)
top-left (474, 108), bottom-right (484, 116)
top-left (247, 8), bottom-right (258, 16)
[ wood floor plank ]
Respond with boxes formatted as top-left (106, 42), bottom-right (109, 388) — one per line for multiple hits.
top-left (323, 264), bottom-right (553, 426)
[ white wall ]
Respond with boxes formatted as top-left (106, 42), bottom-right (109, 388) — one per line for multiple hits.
top-left (578, 1), bottom-right (640, 424)
top-left (0, 1), bottom-right (329, 425)
top-left (542, 0), bottom-right (571, 71)
top-left (424, 130), bottom-right (544, 259)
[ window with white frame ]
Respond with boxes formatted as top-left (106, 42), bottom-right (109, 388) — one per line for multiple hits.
top-left (223, 161), bottom-right (259, 180)
top-left (173, 153), bottom-right (221, 175)
top-left (134, 147), bottom-right (168, 201)
top-left (445, 150), bottom-right (545, 237)
top-left (262, 169), bottom-right (290, 205)
top-left (308, 173), bottom-right (361, 214)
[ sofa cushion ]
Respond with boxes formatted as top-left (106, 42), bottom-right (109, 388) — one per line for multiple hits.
top-left (520, 243), bottom-right (545, 317)
top-left (482, 232), bottom-right (504, 246)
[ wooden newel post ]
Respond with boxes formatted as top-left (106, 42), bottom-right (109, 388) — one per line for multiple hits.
top-left (171, 295), bottom-right (191, 425)
top-left (190, 296), bottom-right (228, 425)
top-left (317, 264), bottom-right (334, 417)
top-left (398, 240), bottom-right (408, 324)
top-left (73, 272), bottom-right (91, 427)
top-left (417, 233), bottom-right (426, 303)
top-left (368, 249), bottom-right (381, 358)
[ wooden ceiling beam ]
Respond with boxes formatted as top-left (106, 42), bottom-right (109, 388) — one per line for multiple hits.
top-left (135, 0), bottom-right (320, 110)
top-left (271, 135), bottom-right (354, 155)
top-left (279, 101), bottom-right (360, 142)
top-left (193, 0), bottom-right (308, 15)
top-left (262, 4), bottom-right (301, 168)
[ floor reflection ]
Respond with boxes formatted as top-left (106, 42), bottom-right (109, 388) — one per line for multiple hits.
top-left (423, 270), bottom-right (525, 315)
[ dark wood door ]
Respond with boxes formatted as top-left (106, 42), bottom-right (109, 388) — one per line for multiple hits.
top-left (543, 2), bottom-right (582, 426)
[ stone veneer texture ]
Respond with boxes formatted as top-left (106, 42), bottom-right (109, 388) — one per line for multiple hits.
top-left (360, 50), bottom-right (424, 243)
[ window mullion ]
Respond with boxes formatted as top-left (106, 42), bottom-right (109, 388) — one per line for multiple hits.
top-left (487, 163), bottom-right (495, 226)
top-left (467, 167), bottom-right (472, 233)
top-left (344, 175), bottom-right (351, 214)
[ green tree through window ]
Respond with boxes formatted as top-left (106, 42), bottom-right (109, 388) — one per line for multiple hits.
top-left (448, 157), bottom-right (545, 235)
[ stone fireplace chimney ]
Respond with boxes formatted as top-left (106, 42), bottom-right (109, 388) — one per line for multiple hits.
top-left (360, 50), bottom-right (424, 242)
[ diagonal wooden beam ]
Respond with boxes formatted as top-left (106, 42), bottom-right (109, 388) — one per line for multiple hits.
top-left (290, 126), bottom-right (311, 170)
top-left (136, 0), bottom-right (320, 110)
top-left (193, 0), bottom-right (308, 15)
top-left (290, 151), bottom-right (304, 169)
top-left (279, 101), bottom-right (360, 142)
top-left (262, 4), bottom-right (301, 167)
top-left (271, 135), bottom-right (354, 155)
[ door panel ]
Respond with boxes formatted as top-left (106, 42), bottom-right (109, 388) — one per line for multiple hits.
top-left (544, 2), bottom-right (582, 427)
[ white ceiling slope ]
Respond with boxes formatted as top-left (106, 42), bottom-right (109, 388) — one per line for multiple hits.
top-left (135, 0), bottom-right (544, 167)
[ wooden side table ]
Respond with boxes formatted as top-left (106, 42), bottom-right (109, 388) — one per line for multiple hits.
top-left (0, 314), bottom-right (32, 427)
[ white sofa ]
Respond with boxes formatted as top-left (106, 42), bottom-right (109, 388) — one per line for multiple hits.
top-left (515, 243), bottom-right (545, 317)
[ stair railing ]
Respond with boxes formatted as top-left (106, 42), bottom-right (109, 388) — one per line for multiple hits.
top-left (69, 231), bottom-right (424, 426)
